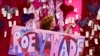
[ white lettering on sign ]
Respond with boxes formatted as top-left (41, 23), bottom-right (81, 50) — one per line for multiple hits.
top-left (12, 31), bottom-right (36, 53)
top-left (85, 31), bottom-right (89, 38)
top-left (28, 34), bottom-right (36, 52)
top-left (85, 40), bottom-right (89, 47)
top-left (13, 31), bottom-right (22, 53)
top-left (69, 39), bottom-right (76, 56)
top-left (8, 21), bottom-right (12, 27)
top-left (50, 35), bottom-right (63, 56)
top-left (88, 20), bottom-right (92, 27)
top-left (76, 38), bottom-right (84, 56)
top-left (23, 8), bottom-right (28, 14)
top-left (13, 21), bottom-right (16, 26)
top-left (94, 38), bottom-right (98, 45)
top-left (89, 49), bottom-right (93, 55)
top-left (60, 40), bottom-right (68, 56)
top-left (97, 24), bottom-right (100, 30)
top-left (21, 36), bottom-right (29, 48)
top-left (15, 10), bottom-right (19, 16)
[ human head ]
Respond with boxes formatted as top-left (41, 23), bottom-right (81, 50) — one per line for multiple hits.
top-left (40, 15), bottom-right (55, 30)
top-left (22, 13), bottom-right (34, 27)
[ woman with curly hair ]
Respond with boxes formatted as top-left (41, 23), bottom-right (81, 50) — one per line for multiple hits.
top-left (40, 15), bottom-right (74, 33)
top-left (40, 15), bottom-right (56, 30)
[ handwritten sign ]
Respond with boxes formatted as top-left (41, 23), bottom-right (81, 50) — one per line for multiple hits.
top-left (9, 26), bottom-right (85, 56)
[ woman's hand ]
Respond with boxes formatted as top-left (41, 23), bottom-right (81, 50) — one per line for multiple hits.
top-left (65, 23), bottom-right (76, 33)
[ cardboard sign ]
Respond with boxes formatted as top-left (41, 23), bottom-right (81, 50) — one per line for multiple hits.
top-left (9, 26), bottom-right (85, 56)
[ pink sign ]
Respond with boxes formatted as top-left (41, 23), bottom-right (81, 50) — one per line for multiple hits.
top-left (9, 26), bottom-right (85, 56)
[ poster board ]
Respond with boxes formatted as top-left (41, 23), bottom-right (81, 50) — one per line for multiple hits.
top-left (9, 26), bottom-right (85, 56)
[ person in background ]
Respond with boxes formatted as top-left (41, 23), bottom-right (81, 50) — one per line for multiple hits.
top-left (40, 15), bottom-right (56, 30)
top-left (40, 14), bottom-right (74, 33)
top-left (22, 13), bottom-right (38, 29)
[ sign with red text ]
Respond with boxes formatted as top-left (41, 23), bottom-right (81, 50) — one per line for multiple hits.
top-left (9, 26), bottom-right (85, 56)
